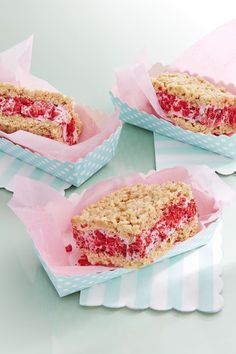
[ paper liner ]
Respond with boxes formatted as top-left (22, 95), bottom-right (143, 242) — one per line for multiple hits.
top-left (172, 20), bottom-right (236, 94)
top-left (0, 35), bottom-right (33, 81)
top-left (8, 166), bottom-right (234, 279)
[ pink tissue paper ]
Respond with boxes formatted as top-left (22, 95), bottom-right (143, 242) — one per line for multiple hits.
top-left (114, 20), bottom-right (236, 122)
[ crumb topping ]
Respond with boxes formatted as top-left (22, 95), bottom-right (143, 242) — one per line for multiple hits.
top-left (72, 182), bottom-right (193, 236)
top-left (152, 72), bottom-right (236, 107)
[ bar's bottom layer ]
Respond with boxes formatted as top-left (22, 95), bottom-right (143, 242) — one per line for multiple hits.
top-left (0, 114), bottom-right (80, 145)
top-left (156, 89), bottom-right (236, 135)
top-left (169, 115), bottom-right (236, 135)
top-left (78, 217), bottom-right (200, 269)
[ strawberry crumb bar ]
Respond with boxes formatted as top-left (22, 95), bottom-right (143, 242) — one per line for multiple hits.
top-left (152, 72), bottom-right (236, 135)
top-left (0, 82), bottom-right (82, 145)
top-left (71, 182), bottom-right (200, 268)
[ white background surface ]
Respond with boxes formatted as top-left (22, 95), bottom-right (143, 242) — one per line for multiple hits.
top-left (1, 0), bottom-right (236, 109)
top-left (0, 1), bottom-right (236, 353)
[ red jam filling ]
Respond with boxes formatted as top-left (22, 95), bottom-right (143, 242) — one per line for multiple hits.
top-left (157, 89), bottom-right (236, 133)
top-left (0, 96), bottom-right (59, 119)
top-left (73, 197), bottom-right (197, 264)
top-left (0, 96), bottom-right (78, 144)
top-left (65, 118), bottom-right (77, 145)
top-left (65, 244), bottom-right (72, 253)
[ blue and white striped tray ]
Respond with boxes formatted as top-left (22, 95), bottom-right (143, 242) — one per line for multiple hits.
top-left (0, 125), bottom-right (121, 187)
top-left (111, 93), bottom-right (236, 159)
top-left (0, 150), bottom-right (70, 192)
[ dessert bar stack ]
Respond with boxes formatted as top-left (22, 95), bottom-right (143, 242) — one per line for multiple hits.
top-left (72, 182), bottom-right (199, 268)
top-left (152, 72), bottom-right (236, 135)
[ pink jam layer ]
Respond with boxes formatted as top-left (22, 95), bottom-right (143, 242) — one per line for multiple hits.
top-left (73, 197), bottom-right (197, 265)
top-left (0, 96), bottom-right (79, 144)
top-left (157, 90), bottom-right (236, 134)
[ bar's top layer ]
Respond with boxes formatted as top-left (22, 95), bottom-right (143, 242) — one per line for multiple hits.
top-left (152, 72), bottom-right (236, 107)
top-left (0, 82), bottom-right (74, 113)
top-left (72, 182), bottom-right (193, 237)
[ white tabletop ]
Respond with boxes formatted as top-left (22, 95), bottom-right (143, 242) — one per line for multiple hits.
top-left (0, 1), bottom-right (236, 353)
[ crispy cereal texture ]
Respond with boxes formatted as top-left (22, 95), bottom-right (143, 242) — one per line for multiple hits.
top-left (152, 72), bottom-right (236, 107)
top-left (80, 216), bottom-right (200, 268)
top-left (0, 82), bottom-right (74, 111)
top-left (170, 115), bottom-right (236, 135)
top-left (72, 182), bottom-right (193, 237)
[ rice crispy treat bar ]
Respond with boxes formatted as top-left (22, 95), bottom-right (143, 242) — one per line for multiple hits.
top-left (0, 82), bottom-right (82, 145)
top-left (152, 72), bottom-right (236, 135)
top-left (71, 182), bottom-right (200, 269)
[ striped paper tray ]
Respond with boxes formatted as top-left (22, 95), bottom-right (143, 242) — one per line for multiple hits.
top-left (0, 150), bottom-right (72, 192)
top-left (111, 94), bottom-right (236, 159)
top-left (0, 126), bottom-right (121, 187)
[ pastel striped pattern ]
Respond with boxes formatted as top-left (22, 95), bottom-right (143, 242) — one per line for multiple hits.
top-left (37, 220), bottom-right (218, 297)
top-left (0, 151), bottom-right (70, 192)
top-left (80, 224), bottom-right (223, 313)
top-left (154, 133), bottom-right (236, 175)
